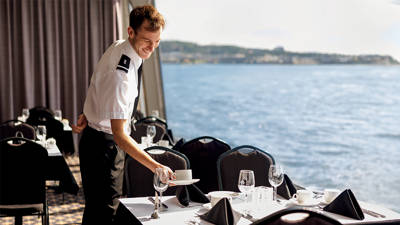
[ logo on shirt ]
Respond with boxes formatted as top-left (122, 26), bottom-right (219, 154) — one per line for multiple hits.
top-left (116, 54), bottom-right (131, 73)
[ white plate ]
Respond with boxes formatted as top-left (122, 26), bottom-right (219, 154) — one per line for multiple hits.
top-left (169, 179), bottom-right (200, 186)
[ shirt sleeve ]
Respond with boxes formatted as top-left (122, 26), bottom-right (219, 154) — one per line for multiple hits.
top-left (96, 70), bottom-right (136, 120)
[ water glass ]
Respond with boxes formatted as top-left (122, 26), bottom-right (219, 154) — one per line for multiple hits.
top-left (147, 125), bottom-right (156, 144)
top-left (151, 110), bottom-right (159, 118)
top-left (153, 168), bottom-right (169, 211)
top-left (54, 109), bottom-right (62, 120)
top-left (22, 108), bottom-right (30, 121)
top-left (36, 125), bottom-right (47, 146)
top-left (253, 186), bottom-right (273, 211)
top-left (238, 170), bottom-right (255, 213)
top-left (268, 164), bottom-right (284, 202)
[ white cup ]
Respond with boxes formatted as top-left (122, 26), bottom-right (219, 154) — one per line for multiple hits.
top-left (174, 169), bottom-right (192, 180)
top-left (292, 189), bottom-right (313, 204)
top-left (324, 189), bottom-right (340, 203)
top-left (209, 191), bottom-right (233, 207)
top-left (158, 140), bottom-right (169, 147)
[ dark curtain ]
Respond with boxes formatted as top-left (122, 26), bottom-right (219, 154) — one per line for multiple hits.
top-left (0, 0), bottom-right (121, 124)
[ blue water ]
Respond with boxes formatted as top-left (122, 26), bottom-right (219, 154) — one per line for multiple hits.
top-left (161, 64), bottom-right (400, 212)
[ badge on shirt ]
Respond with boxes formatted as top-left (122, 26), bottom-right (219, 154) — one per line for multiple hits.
top-left (116, 54), bottom-right (131, 73)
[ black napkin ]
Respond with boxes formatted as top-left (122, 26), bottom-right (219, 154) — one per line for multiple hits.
top-left (176, 184), bottom-right (210, 207)
top-left (323, 189), bottom-right (364, 220)
top-left (200, 198), bottom-right (241, 225)
top-left (277, 174), bottom-right (297, 200)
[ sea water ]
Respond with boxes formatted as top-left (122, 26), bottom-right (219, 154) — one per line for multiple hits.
top-left (162, 64), bottom-right (400, 212)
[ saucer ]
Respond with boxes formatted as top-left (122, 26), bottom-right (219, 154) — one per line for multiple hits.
top-left (169, 179), bottom-right (200, 186)
top-left (207, 191), bottom-right (238, 199)
top-left (202, 203), bottom-right (212, 210)
top-left (288, 198), bottom-right (319, 207)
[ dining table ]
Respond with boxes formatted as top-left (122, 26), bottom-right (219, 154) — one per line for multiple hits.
top-left (39, 141), bottom-right (79, 195)
top-left (114, 193), bottom-right (400, 225)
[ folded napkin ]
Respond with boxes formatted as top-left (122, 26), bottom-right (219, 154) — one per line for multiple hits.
top-left (277, 174), bottom-right (297, 200)
top-left (200, 198), bottom-right (241, 225)
top-left (323, 189), bottom-right (364, 220)
top-left (176, 184), bottom-right (210, 207)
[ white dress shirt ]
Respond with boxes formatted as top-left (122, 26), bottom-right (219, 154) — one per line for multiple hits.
top-left (83, 39), bottom-right (142, 135)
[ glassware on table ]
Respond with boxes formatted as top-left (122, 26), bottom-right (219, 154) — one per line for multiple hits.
top-left (153, 168), bottom-right (169, 211)
top-left (36, 125), bottom-right (47, 147)
top-left (151, 110), bottom-right (159, 118)
top-left (22, 108), bottom-right (30, 121)
top-left (146, 125), bottom-right (156, 145)
top-left (268, 164), bottom-right (284, 202)
top-left (238, 170), bottom-right (255, 213)
top-left (54, 109), bottom-right (62, 121)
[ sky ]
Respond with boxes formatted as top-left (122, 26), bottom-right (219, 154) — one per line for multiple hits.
top-left (156, 0), bottom-right (400, 61)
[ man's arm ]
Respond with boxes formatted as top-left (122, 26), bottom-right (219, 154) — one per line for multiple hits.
top-left (111, 119), bottom-right (174, 176)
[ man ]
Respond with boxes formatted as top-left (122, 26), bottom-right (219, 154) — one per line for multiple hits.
top-left (71, 5), bottom-right (173, 224)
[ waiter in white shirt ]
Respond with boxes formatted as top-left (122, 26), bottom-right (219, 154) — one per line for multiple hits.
top-left (71, 5), bottom-right (174, 225)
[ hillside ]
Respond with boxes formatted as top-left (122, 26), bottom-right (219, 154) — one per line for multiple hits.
top-left (159, 41), bottom-right (399, 65)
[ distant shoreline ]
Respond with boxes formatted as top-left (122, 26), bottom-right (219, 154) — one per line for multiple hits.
top-left (160, 40), bottom-right (399, 65)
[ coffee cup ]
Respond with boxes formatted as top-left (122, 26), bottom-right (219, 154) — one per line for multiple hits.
top-left (174, 169), bottom-right (192, 181)
top-left (209, 191), bottom-right (233, 207)
top-left (324, 188), bottom-right (340, 203)
top-left (158, 140), bottom-right (169, 147)
top-left (292, 189), bottom-right (313, 204)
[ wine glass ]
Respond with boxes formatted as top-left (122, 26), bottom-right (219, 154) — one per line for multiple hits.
top-left (153, 168), bottom-right (169, 211)
top-left (36, 125), bottom-right (47, 147)
top-left (147, 125), bottom-right (156, 145)
top-left (22, 108), bottom-right (30, 121)
top-left (54, 109), bottom-right (62, 120)
top-left (268, 164), bottom-right (284, 202)
top-left (238, 170), bottom-right (255, 213)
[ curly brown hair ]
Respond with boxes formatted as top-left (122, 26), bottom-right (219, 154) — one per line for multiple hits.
top-left (129, 5), bottom-right (165, 33)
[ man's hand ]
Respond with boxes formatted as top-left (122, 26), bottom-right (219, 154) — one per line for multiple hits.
top-left (71, 114), bottom-right (87, 133)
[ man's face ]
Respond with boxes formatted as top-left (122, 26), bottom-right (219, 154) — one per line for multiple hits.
top-left (129, 20), bottom-right (162, 59)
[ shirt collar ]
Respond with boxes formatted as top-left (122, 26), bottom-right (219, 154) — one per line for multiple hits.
top-left (123, 39), bottom-right (143, 71)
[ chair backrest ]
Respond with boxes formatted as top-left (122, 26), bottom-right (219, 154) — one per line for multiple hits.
top-left (177, 136), bottom-right (231, 194)
top-left (131, 116), bottom-right (174, 145)
top-left (0, 137), bottom-right (48, 205)
top-left (26, 108), bottom-right (64, 142)
top-left (251, 207), bottom-right (342, 225)
top-left (217, 145), bottom-right (275, 191)
top-left (0, 120), bottom-right (36, 140)
top-left (124, 146), bottom-right (190, 197)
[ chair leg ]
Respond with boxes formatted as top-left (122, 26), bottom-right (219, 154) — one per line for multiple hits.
top-left (15, 215), bottom-right (23, 225)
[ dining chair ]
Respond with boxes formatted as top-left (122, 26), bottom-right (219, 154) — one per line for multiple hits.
top-left (26, 107), bottom-right (65, 153)
top-left (131, 116), bottom-right (175, 145)
top-left (0, 120), bottom-right (36, 140)
top-left (217, 145), bottom-right (275, 192)
top-left (251, 207), bottom-right (342, 225)
top-left (0, 137), bottom-right (49, 225)
top-left (176, 136), bottom-right (231, 194)
top-left (124, 146), bottom-right (190, 197)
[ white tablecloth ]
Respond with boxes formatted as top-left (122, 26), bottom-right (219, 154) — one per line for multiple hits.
top-left (119, 195), bottom-right (400, 225)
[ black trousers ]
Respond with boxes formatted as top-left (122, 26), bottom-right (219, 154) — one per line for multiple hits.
top-left (79, 126), bottom-right (125, 225)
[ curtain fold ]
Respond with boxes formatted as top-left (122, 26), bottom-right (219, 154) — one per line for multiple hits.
top-left (0, 0), bottom-right (122, 124)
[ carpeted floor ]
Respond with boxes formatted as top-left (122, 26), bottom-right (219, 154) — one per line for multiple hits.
top-left (0, 156), bottom-right (84, 225)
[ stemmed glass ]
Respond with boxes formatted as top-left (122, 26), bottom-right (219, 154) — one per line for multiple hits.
top-left (36, 125), bottom-right (47, 147)
top-left (147, 125), bottom-right (156, 145)
top-left (54, 109), bottom-right (62, 121)
top-left (238, 170), bottom-right (255, 213)
top-left (268, 164), bottom-right (284, 202)
top-left (22, 108), bottom-right (30, 121)
top-left (153, 168), bottom-right (169, 211)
